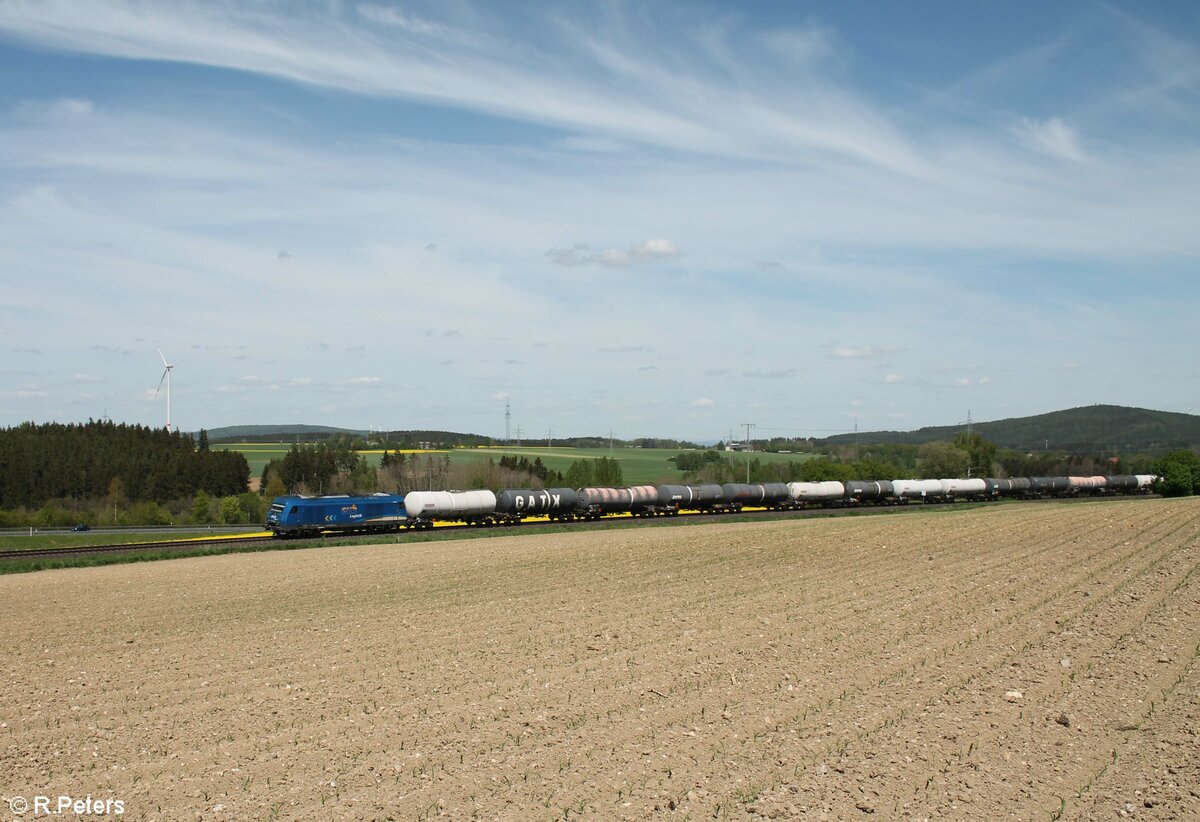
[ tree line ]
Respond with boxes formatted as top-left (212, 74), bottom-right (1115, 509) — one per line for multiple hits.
top-left (258, 446), bottom-right (626, 498)
top-left (673, 432), bottom-right (1169, 485)
top-left (0, 421), bottom-right (249, 508)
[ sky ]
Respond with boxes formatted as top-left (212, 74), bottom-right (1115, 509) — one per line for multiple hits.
top-left (1, 0), bottom-right (1198, 441)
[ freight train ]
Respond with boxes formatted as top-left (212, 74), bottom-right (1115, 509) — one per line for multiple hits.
top-left (264, 473), bottom-right (1157, 538)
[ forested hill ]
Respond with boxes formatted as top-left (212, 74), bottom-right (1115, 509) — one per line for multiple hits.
top-left (0, 421), bottom-right (249, 508)
top-left (817, 405), bottom-right (1200, 452)
top-left (208, 424), bottom-right (366, 441)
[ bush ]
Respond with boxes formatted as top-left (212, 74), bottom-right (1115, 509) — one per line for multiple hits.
top-left (1153, 450), bottom-right (1200, 497)
top-left (129, 501), bottom-right (174, 526)
top-left (190, 490), bottom-right (214, 524)
top-left (220, 496), bottom-right (246, 524)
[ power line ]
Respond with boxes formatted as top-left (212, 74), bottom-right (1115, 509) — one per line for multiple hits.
top-left (742, 422), bottom-right (756, 482)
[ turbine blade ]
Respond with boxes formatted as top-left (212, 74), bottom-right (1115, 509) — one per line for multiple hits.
top-left (157, 347), bottom-right (169, 367)
top-left (155, 368), bottom-right (168, 398)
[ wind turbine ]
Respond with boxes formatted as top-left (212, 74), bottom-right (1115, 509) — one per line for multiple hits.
top-left (155, 348), bottom-right (174, 431)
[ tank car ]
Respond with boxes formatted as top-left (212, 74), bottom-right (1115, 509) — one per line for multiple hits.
top-left (404, 490), bottom-right (497, 528)
top-left (939, 478), bottom-right (988, 500)
top-left (578, 487), bottom-right (633, 517)
top-left (788, 481), bottom-right (845, 504)
top-left (495, 488), bottom-right (581, 522)
top-left (627, 485), bottom-right (660, 516)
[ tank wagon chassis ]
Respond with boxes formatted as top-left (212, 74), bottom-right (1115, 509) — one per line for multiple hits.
top-left (264, 474), bottom-right (1156, 538)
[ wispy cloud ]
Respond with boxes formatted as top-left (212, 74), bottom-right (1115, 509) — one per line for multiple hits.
top-left (741, 368), bottom-right (796, 380)
top-left (597, 345), bottom-right (651, 353)
top-left (0, 3), bottom-right (1197, 436)
top-left (0, 2), bottom-right (928, 174)
top-left (833, 346), bottom-right (884, 359)
top-left (355, 3), bottom-right (444, 36)
top-left (548, 239), bottom-right (681, 268)
top-left (1015, 117), bottom-right (1086, 162)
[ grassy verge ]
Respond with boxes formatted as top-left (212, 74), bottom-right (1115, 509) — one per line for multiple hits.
top-left (0, 530), bottom-right (266, 551)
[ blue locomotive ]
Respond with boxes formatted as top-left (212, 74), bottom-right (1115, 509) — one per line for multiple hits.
top-left (265, 493), bottom-right (407, 538)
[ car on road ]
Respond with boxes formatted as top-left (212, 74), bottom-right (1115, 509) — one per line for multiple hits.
top-left (71, 523), bottom-right (91, 532)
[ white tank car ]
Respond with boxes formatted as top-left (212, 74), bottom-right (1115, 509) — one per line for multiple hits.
top-left (892, 479), bottom-right (942, 499)
top-left (404, 489), bottom-right (496, 519)
top-left (939, 478), bottom-right (987, 497)
top-left (787, 481), bottom-right (844, 502)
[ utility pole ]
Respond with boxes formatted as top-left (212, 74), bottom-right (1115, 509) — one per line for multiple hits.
top-left (548, 427), bottom-right (552, 448)
top-left (516, 425), bottom-right (522, 446)
top-left (854, 416), bottom-right (859, 462)
top-left (609, 429), bottom-right (614, 458)
top-left (742, 422), bottom-right (756, 483)
top-left (967, 408), bottom-right (973, 438)
top-left (505, 398), bottom-right (511, 444)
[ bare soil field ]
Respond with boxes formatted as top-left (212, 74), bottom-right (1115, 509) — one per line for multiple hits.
top-left (1, 498), bottom-right (1197, 821)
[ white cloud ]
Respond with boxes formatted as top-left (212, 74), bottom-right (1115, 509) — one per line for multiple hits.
top-left (1016, 117), bottom-right (1086, 162)
top-left (15, 389), bottom-right (48, 398)
top-left (630, 238), bottom-right (681, 260)
top-left (884, 373), bottom-right (905, 384)
top-left (288, 377), bottom-right (312, 386)
top-left (72, 373), bottom-right (101, 382)
top-left (833, 346), bottom-right (883, 359)
top-left (978, 376), bottom-right (991, 386)
top-left (692, 397), bottom-right (714, 407)
top-left (547, 239), bottom-right (681, 268)
top-left (347, 376), bottom-right (382, 385)
top-left (597, 248), bottom-right (629, 267)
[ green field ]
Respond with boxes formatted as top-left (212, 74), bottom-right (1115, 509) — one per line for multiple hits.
top-left (219, 443), bottom-right (814, 485)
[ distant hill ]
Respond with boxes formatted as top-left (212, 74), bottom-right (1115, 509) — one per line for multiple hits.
top-left (207, 426), bottom-right (492, 446)
top-left (207, 424), bottom-right (367, 442)
top-left (817, 405), bottom-right (1200, 453)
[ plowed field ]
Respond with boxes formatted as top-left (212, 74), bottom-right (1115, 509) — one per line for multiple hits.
top-left (2, 498), bottom-right (1198, 820)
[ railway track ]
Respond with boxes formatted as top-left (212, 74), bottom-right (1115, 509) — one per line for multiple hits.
top-left (0, 533), bottom-right (278, 561)
top-left (0, 494), bottom-right (1152, 564)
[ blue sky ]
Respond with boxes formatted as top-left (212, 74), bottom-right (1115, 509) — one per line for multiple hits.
top-left (1, 0), bottom-right (1197, 440)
